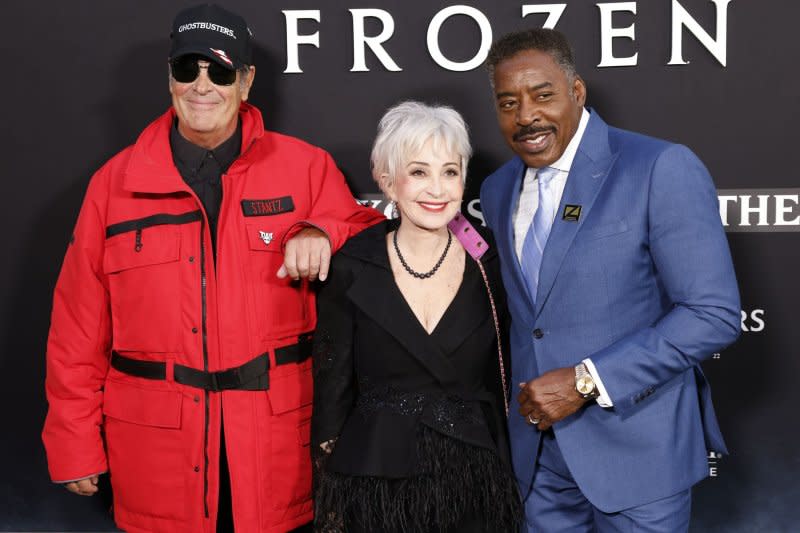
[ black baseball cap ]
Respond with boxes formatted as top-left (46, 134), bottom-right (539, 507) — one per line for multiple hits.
top-left (169, 4), bottom-right (253, 70)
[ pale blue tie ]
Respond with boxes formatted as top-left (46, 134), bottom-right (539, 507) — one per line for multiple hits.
top-left (521, 167), bottom-right (558, 304)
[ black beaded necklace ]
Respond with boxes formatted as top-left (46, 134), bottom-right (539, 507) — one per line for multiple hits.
top-left (392, 229), bottom-right (452, 279)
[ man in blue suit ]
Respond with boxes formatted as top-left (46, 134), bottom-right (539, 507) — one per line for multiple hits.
top-left (479, 29), bottom-right (740, 531)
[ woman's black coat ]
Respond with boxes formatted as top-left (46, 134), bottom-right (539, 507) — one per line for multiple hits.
top-left (311, 219), bottom-right (512, 478)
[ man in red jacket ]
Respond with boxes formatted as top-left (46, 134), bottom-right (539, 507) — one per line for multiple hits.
top-left (42, 4), bottom-right (383, 532)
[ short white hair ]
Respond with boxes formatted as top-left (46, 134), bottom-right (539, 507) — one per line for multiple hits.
top-left (370, 101), bottom-right (472, 192)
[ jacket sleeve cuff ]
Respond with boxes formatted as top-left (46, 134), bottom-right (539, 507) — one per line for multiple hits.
top-left (582, 358), bottom-right (613, 407)
top-left (53, 471), bottom-right (107, 484)
top-left (48, 454), bottom-right (108, 485)
top-left (280, 221), bottom-right (331, 251)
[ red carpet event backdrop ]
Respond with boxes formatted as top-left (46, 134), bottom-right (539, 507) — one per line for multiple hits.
top-left (0, 1), bottom-right (796, 530)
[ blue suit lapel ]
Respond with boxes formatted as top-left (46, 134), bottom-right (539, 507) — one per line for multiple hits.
top-left (494, 158), bottom-right (536, 311)
top-left (535, 113), bottom-right (619, 318)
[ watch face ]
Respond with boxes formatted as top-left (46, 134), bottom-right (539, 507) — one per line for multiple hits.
top-left (577, 376), bottom-right (595, 395)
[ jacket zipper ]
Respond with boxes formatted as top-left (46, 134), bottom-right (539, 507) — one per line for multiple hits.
top-left (196, 148), bottom-right (250, 520)
top-left (200, 218), bottom-right (210, 518)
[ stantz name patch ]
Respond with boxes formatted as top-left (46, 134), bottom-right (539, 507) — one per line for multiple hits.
top-left (241, 196), bottom-right (295, 217)
top-left (562, 204), bottom-right (582, 222)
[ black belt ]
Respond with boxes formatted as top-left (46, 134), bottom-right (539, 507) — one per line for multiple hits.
top-left (110, 333), bottom-right (313, 392)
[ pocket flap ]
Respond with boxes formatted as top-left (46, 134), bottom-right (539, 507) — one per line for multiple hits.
top-left (103, 378), bottom-right (182, 428)
top-left (103, 229), bottom-right (180, 274)
top-left (268, 364), bottom-right (313, 415)
top-left (579, 219), bottom-right (629, 241)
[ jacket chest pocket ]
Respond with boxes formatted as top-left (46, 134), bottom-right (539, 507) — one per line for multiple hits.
top-left (103, 226), bottom-right (182, 352)
top-left (245, 223), bottom-right (311, 340)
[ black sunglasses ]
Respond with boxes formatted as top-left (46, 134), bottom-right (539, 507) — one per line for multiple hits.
top-left (170, 55), bottom-right (238, 86)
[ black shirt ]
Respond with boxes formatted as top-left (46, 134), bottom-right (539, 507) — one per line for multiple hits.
top-left (169, 119), bottom-right (242, 254)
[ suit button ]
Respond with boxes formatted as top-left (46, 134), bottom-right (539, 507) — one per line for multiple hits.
top-left (533, 329), bottom-right (544, 339)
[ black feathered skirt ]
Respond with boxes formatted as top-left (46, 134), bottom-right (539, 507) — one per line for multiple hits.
top-left (314, 425), bottom-right (522, 533)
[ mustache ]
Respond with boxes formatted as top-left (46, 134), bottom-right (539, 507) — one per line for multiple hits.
top-left (513, 125), bottom-right (555, 142)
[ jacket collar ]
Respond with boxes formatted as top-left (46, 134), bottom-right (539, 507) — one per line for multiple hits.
top-left (338, 218), bottom-right (395, 269)
top-left (122, 102), bottom-right (265, 194)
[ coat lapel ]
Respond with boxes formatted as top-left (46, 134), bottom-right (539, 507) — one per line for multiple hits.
top-left (535, 113), bottom-right (619, 318)
top-left (493, 159), bottom-right (536, 311)
top-left (342, 223), bottom-right (467, 392)
top-left (432, 257), bottom-right (494, 358)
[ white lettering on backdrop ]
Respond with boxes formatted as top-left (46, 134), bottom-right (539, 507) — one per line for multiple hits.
top-left (283, 2), bottom-right (733, 73)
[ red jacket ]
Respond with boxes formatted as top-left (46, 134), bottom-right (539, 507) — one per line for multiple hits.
top-left (43, 103), bottom-right (383, 533)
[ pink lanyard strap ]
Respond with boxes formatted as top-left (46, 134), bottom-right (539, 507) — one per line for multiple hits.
top-left (448, 213), bottom-right (510, 416)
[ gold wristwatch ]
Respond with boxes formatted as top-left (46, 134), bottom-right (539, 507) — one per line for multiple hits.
top-left (575, 363), bottom-right (599, 400)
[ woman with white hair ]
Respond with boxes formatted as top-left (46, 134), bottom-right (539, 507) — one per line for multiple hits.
top-left (311, 101), bottom-right (522, 532)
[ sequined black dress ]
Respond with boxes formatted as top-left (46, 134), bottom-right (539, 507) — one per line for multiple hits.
top-left (312, 220), bottom-right (521, 533)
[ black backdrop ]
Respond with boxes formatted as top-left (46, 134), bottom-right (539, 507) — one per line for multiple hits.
top-left (1, 1), bottom-right (798, 530)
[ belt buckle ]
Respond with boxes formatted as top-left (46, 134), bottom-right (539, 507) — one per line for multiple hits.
top-left (208, 372), bottom-right (220, 392)
top-left (210, 367), bottom-right (241, 391)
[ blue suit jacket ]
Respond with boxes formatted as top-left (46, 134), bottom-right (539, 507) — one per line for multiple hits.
top-left (480, 111), bottom-right (740, 512)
